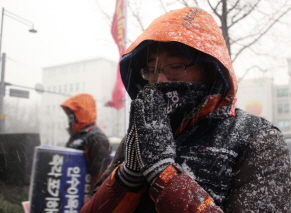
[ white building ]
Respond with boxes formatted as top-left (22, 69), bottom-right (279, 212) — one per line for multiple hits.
top-left (40, 58), bottom-right (126, 147)
top-left (270, 59), bottom-right (291, 138)
top-left (273, 84), bottom-right (291, 138)
top-left (236, 76), bottom-right (291, 139)
top-left (236, 78), bottom-right (274, 122)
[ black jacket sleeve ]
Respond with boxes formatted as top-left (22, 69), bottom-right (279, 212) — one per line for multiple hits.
top-left (91, 137), bottom-right (125, 194)
top-left (86, 129), bottom-right (111, 178)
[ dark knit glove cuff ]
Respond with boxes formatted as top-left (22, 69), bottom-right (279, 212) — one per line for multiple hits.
top-left (142, 158), bottom-right (175, 185)
top-left (116, 163), bottom-right (145, 192)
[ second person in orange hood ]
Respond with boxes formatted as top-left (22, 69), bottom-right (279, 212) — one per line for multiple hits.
top-left (61, 93), bottom-right (111, 192)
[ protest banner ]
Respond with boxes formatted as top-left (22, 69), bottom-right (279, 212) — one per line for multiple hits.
top-left (29, 145), bottom-right (90, 213)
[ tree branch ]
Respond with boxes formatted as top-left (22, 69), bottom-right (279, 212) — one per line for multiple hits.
top-left (93, 0), bottom-right (111, 23)
top-left (193, 0), bottom-right (199, 6)
top-left (230, 32), bottom-right (262, 45)
top-left (128, 2), bottom-right (145, 31)
top-left (229, 0), bottom-right (261, 29)
top-left (232, 6), bottom-right (291, 62)
top-left (238, 65), bottom-right (267, 82)
top-left (207, 0), bottom-right (221, 18)
top-left (159, 0), bottom-right (169, 13)
top-left (178, 0), bottom-right (191, 7)
top-left (228, 0), bottom-right (240, 14)
top-left (213, 1), bottom-right (222, 13)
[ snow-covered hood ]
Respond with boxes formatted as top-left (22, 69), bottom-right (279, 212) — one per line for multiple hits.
top-left (120, 7), bottom-right (237, 104)
top-left (61, 93), bottom-right (97, 133)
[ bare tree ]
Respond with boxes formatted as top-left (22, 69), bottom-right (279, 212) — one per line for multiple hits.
top-left (197, 0), bottom-right (291, 62)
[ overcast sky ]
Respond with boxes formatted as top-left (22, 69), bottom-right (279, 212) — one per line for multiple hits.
top-left (1, 0), bottom-right (118, 89)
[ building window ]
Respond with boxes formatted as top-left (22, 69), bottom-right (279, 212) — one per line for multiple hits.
top-left (278, 103), bottom-right (290, 114)
top-left (70, 84), bottom-right (73, 92)
top-left (71, 65), bottom-right (79, 73)
top-left (277, 88), bottom-right (289, 97)
top-left (277, 120), bottom-right (290, 131)
top-left (278, 104), bottom-right (283, 113)
top-left (76, 83), bottom-right (79, 91)
top-left (284, 103), bottom-right (289, 113)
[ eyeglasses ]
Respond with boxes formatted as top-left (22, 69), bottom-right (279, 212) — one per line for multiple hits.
top-left (140, 63), bottom-right (195, 81)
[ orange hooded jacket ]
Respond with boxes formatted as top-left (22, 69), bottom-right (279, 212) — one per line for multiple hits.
top-left (61, 93), bottom-right (111, 190)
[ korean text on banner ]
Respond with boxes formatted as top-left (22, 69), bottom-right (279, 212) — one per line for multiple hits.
top-left (28, 145), bottom-right (91, 213)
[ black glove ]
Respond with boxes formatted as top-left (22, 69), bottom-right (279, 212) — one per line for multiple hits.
top-left (116, 104), bottom-right (145, 192)
top-left (133, 84), bottom-right (176, 184)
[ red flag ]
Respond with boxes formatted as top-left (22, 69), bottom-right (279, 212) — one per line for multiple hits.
top-left (108, 0), bottom-right (126, 110)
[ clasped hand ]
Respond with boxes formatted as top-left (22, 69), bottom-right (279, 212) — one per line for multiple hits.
top-left (129, 84), bottom-right (176, 184)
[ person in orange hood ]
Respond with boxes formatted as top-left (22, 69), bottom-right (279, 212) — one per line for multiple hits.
top-left (80, 7), bottom-right (291, 213)
top-left (61, 93), bottom-right (111, 191)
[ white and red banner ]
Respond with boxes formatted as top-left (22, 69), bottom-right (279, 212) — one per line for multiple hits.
top-left (108, 0), bottom-right (126, 110)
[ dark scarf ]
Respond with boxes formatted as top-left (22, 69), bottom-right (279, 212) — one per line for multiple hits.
top-left (151, 81), bottom-right (224, 133)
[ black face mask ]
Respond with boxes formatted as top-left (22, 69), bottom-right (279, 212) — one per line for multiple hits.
top-left (150, 82), bottom-right (211, 133)
top-left (153, 82), bottom-right (208, 114)
top-left (66, 110), bottom-right (78, 136)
